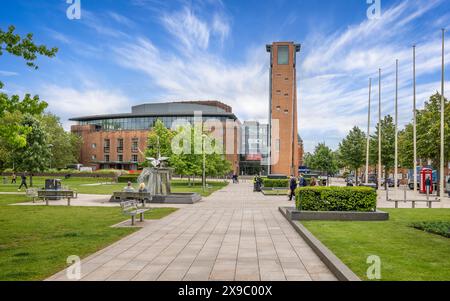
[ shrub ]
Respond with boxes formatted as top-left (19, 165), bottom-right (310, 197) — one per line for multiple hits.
top-left (411, 221), bottom-right (450, 238)
top-left (262, 178), bottom-right (289, 188)
top-left (295, 186), bottom-right (377, 212)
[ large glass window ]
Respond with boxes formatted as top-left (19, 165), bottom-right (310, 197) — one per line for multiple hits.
top-left (277, 45), bottom-right (289, 65)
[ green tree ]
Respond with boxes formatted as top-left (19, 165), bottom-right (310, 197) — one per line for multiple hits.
top-left (369, 115), bottom-right (395, 187)
top-left (0, 25), bottom-right (57, 88)
top-left (13, 115), bottom-right (51, 186)
top-left (0, 25), bottom-right (57, 165)
top-left (338, 126), bottom-right (366, 185)
top-left (40, 113), bottom-right (82, 169)
top-left (307, 143), bottom-right (338, 176)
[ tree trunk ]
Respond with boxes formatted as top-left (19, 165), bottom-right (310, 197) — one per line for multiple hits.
top-left (384, 167), bottom-right (388, 190)
top-left (355, 168), bottom-right (359, 186)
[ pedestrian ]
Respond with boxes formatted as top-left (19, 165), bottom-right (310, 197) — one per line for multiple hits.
top-left (298, 174), bottom-right (307, 187)
top-left (288, 175), bottom-right (297, 201)
top-left (11, 173), bottom-right (16, 184)
top-left (425, 176), bottom-right (431, 195)
top-left (123, 181), bottom-right (135, 192)
top-left (310, 177), bottom-right (317, 187)
top-left (18, 173), bottom-right (28, 190)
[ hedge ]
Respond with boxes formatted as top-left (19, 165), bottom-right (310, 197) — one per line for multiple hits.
top-left (295, 186), bottom-right (377, 212)
top-left (262, 178), bottom-right (289, 188)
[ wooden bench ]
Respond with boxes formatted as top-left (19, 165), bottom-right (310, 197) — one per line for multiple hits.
top-left (120, 200), bottom-right (149, 225)
top-left (37, 189), bottom-right (76, 206)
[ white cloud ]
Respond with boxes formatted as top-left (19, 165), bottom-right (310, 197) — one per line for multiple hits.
top-left (41, 85), bottom-right (130, 130)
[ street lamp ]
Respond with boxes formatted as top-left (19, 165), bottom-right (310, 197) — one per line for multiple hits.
top-left (202, 134), bottom-right (207, 192)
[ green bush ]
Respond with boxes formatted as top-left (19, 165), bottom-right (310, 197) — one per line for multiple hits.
top-left (262, 178), bottom-right (289, 188)
top-left (411, 221), bottom-right (450, 238)
top-left (295, 186), bottom-right (377, 212)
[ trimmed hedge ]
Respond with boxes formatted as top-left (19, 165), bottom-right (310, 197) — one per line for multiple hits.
top-left (295, 186), bottom-right (377, 212)
top-left (262, 178), bottom-right (289, 188)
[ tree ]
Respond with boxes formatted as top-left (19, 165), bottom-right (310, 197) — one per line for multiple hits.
top-left (307, 143), bottom-right (339, 176)
top-left (40, 113), bottom-right (82, 169)
top-left (0, 25), bottom-right (57, 167)
top-left (338, 126), bottom-right (366, 185)
top-left (13, 115), bottom-right (51, 186)
top-left (369, 115), bottom-right (395, 187)
top-left (0, 25), bottom-right (57, 88)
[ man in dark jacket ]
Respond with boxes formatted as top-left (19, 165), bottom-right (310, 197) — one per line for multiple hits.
top-left (288, 175), bottom-right (297, 201)
top-left (18, 173), bottom-right (28, 190)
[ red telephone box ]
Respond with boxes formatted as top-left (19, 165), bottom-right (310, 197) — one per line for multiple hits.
top-left (420, 168), bottom-right (433, 194)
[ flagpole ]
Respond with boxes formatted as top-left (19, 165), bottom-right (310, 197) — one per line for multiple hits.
top-left (395, 59), bottom-right (399, 191)
top-left (440, 28), bottom-right (445, 197)
top-left (413, 45), bottom-right (418, 193)
top-left (378, 68), bottom-right (382, 190)
top-left (365, 78), bottom-right (372, 184)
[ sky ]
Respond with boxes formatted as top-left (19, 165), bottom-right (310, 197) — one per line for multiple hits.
top-left (1, 0), bottom-right (450, 153)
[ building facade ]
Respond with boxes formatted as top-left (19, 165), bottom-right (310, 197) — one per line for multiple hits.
top-left (266, 41), bottom-right (302, 176)
top-left (239, 121), bottom-right (269, 175)
top-left (70, 101), bottom-right (240, 172)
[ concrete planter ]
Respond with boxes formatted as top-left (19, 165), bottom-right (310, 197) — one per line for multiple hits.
top-left (285, 207), bottom-right (389, 221)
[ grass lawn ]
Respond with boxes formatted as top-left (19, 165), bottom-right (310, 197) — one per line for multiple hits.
top-left (0, 194), bottom-right (177, 281)
top-left (0, 176), bottom-right (228, 196)
top-left (301, 209), bottom-right (450, 281)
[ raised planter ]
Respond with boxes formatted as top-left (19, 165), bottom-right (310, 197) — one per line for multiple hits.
top-left (284, 207), bottom-right (389, 221)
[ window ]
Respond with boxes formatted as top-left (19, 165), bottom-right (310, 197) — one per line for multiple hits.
top-left (132, 154), bottom-right (138, 162)
top-left (104, 154), bottom-right (110, 162)
top-left (103, 139), bottom-right (110, 153)
top-left (118, 154), bottom-right (123, 162)
top-left (91, 143), bottom-right (96, 149)
top-left (91, 154), bottom-right (96, 160)
top-left (277, 45), bottom-right (289, 65)
top-left (117, 138), bottom-right (124, 153)
top-left (284, 109), bottom-right (289, 114)
top-left (276, 106), bottom-right (281, 111)
top-left (132, 138), bottom-right (139, 153)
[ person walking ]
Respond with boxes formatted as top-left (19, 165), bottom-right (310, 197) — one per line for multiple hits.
top-left (18, 173), bottom-right (27, 190)
top-left (298, 174), bottom-right (307, 187)
top-left (11, 173), bottom-right (16, 184)
top-left (288, 175), bottom-right (297, 201)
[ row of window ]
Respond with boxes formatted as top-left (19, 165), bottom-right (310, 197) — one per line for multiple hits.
top-left (79, 116), bottom-right (229, 131)
top-left (95, 154), bottom-right (139, 163)
top-left (95, 138), bottom-right (139, 153)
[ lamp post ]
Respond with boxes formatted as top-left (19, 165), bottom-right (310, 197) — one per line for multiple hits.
top-left (394, 59), bottom-right (399, 191)
top-left (365, 78), bottom-right (372, 185)
top-left (440, 28), bottom-right (446, 197)
top-left (202, 134), bottom-right (207, 192)
top-left (378, 68), bottom-right (382, 190)
top-left (413, 45), bottom-right (418, 194)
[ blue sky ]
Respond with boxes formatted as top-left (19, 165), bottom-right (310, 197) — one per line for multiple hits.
top-left (1, 0), bottom-right (450, 152)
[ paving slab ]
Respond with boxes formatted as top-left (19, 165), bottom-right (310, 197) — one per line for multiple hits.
top-left (48, 182), bottom-right (337, 281)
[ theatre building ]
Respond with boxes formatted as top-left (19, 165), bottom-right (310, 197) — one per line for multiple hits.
top-left (70, 101), bottom-right (240, 172)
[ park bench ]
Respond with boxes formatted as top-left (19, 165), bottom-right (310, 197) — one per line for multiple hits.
top-left (37, 189), bottom-right (77, 206)
top-left (26, 188), bottom-right (38, 203)
top-left (120, 200), bottom-right (149, 225)
top-left (386, 188), bottom-right (440, 208)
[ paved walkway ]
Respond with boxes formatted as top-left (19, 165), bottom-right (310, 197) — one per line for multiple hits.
top-left (47, 182), bottom-right (336, 281)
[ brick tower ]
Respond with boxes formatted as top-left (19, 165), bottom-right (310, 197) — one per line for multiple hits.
top-left (266, 42), bottom-right (301, 176)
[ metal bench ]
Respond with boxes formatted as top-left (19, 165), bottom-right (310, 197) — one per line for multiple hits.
top-left (120, 200), bottom-right (149, 225)
top-left (37, 189), bottom-right (76, 206)
top-left (386, 188), bottom-right (440, 208)
top-left (26, 188), bottom-right (38, 203)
